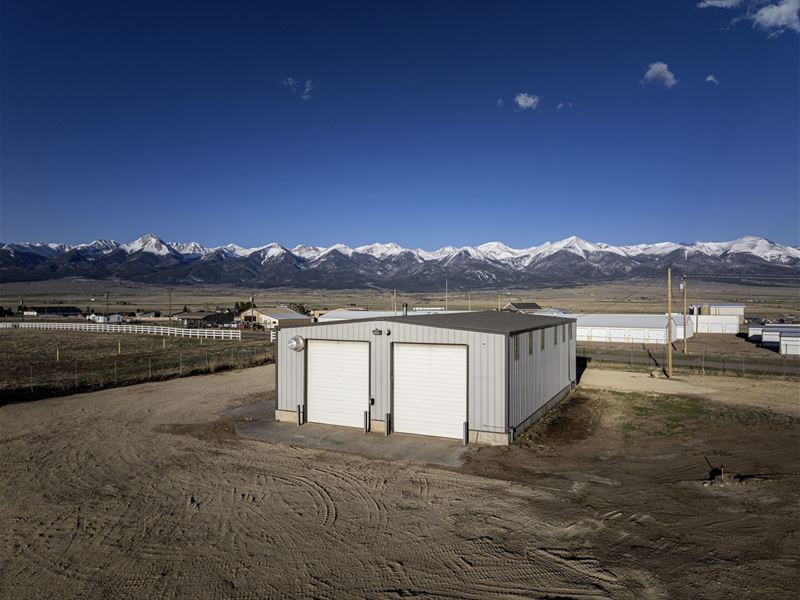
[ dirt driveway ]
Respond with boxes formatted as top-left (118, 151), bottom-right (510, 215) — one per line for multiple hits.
top-left (1, 365), bottom-right (798, 598)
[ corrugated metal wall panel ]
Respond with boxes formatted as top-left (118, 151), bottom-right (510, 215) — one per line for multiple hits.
top-left (507, 324), bottom-right (575, 430)
top-left (277, 321), bottom-right (507, 433)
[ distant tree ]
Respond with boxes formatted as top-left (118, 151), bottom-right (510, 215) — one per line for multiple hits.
top-left (182, 305), bottom-right (189, 313)
top-left (234, 301), bottom-right (240, 309)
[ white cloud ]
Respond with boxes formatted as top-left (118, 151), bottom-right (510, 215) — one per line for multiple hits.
top-left (301, 79), bottom-right (317, 100)
top-left (698, 0), bottom-right (800, 36)
top-left (496, 98), bottom-right (504, 107)
top-left (697, 0), bottom-right (743, 7)
top-left (752, 0), bottom-right (800, 35)
top-left (514, 92), bottom-right (540, 110)
top-left (556, 102), bottom-right (574, 111)
top-left (705, 74), bottom-right (720, 85)
top-left (642, 62), bottom-right (678, 88)
top-left (281, 77), bottom-right (317, 100)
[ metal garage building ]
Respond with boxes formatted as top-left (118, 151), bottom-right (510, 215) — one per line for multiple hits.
top-left (276, 311), bottom-right (576, 445)
top-left (691, 303), bottom-right (746, 323)
top-left (760, 324), bottom-right (800, 346)
top-left (692, 314), bottom-right (740, 334)
top-left (779, 330), bottom-right (800, 356)
top-left (574, 314), bottom-right (693, 344)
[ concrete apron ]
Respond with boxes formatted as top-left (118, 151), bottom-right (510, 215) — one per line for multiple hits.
top-left (277, 409), bottom-right (509, 446)
top-left (234, 402), bottom-right (478, 468)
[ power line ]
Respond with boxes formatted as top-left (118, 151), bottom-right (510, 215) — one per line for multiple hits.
top-left (576, 279), bottom-right (659, 316)
top-left (680, 274), bottom-right (800, 280)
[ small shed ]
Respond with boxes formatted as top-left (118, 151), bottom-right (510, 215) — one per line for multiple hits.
top-left (277, 311), bottom-right (576, 445)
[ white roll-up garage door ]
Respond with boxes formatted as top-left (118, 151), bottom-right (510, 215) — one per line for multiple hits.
top-left (307, 340), bottom-right (369, 428)
top-left (393, 343), bottom-right (467, 439)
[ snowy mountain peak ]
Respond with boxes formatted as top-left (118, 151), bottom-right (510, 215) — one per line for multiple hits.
top-left (354, 242), bottom-right (407, 259)
top-left (169, 241), bottom-right (208, 257)
top-left (477, 242), bottom-right (521, 261)
top-left (121, 234), bottom-right (174, 256)
top-left (291, 245), bottom-right (327, 260)
top-left (73, 239), bottom-right (119, 254)
top-left (254, 243), bottom-right (290, 263)
top-left (319, 243), bottom-right (355, 258)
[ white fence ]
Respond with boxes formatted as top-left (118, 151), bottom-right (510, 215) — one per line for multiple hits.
top-left (0, 321), bottom-right (241, 340)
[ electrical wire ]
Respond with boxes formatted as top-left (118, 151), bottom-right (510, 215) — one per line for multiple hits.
top-left (574, 278), bottom-right (660, 316)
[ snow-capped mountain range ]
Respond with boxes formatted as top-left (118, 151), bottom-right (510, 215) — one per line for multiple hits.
top-left (1, 233), bottom-right (798, 289)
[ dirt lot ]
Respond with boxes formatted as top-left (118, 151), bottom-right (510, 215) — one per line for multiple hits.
top-left (1, 367), bottom-right (798, 598)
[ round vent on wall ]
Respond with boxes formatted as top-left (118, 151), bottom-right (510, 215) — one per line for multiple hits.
top-left (287, 336), bottom-right (306, 352)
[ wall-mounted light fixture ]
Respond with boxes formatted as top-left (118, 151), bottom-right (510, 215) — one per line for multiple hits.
top-left (372, 328), bottom-right (383, 335)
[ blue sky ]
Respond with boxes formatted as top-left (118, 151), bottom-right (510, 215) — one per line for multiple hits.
top-left (1, 0), bottom-right (798, 248)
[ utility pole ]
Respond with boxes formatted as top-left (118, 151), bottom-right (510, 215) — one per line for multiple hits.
top-left (468, 290), bottom-right (471, 311)
top-left (168, 288), bottom-right (173, 325)
top-left (682, 275), bottom-right (688, 354)
top-left (667, 268), bottom-right (673, 378)
top-left (104, 292), bottom-right (109, 321)
top-left (445, 280), bottom-right (448, 311)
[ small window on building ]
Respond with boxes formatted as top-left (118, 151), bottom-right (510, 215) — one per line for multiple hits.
top-left (514, 335), bottom-right (519, 360)
top-left (528, 331), bottom-right (533, 355)
top-left (540, 329), bottom-right (545, 350)
top-left (562, 324), bottom-right (566, 342)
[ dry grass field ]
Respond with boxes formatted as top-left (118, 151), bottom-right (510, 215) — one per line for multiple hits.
top-left (0, 329), bottom-right (273, 403)
top-left (1, 278), bottom-right (798, 320)
top-left (0, 365), bottom-right (798, 598)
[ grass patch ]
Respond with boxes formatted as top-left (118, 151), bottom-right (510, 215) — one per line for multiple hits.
top-left (616, 391), bottom-right (717, 441)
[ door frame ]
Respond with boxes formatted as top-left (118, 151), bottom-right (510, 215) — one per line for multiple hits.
top-left (389, 341), bottom-right (469, 437)
top-left (304, 338), bottom-right (371, 426)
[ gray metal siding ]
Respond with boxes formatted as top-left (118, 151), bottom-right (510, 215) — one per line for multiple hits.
top-left (507, 324), bottom-right (576, 429)
top-left (278, 321), bottom-right (507, 434)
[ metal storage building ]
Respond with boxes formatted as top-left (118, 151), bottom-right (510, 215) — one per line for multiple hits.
top-left (692, 314), bottom-right (740, 334)
top-left (779, 330), bottom-right (800, 356)
top-left (690, 303), bottom-right (746, 323)
top-left (761, 324), bottom-right (800, 347)
top-left (574, 314), bottom-right (693, 344)
top-left (276, 311), bottom-right (576, 445)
